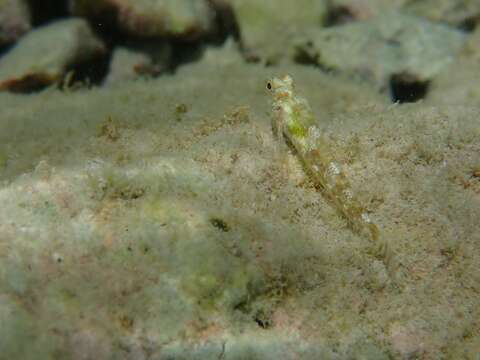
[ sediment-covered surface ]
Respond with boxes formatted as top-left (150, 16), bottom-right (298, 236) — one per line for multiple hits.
top-left (0, 1), bottom-right (479, 359)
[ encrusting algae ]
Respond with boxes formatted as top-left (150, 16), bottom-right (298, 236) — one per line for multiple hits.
top-left (267, 75), bottom-right (380, 243)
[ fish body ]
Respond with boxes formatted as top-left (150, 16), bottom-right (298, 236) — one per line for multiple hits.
top-left (267, 75), bottom-right (379, 242)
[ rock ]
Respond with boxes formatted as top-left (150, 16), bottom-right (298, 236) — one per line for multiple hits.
top-left (0, 0), bottom-right (31, 45)
top-left (217, 0), bottom-right (329, 64)
top-left (104, 43), bottom-right (171, 85)
top-left (295, 13), bottom-right (466, 89)
top-left (0, 295), bottom-right (51, 359)
top-left (405, 0), bottom-right (480, 29)
top-left (427, 28), bottom-right (480, 106)
top-left (328, 0), bottom-right (480, 29)
top-left (462, 26), bottom-right (480, 62)
top-left (70, 0), bottom-right (216, 39)
top-left (389, 321), bottom-right (429, 359)
top-left (199, 38), bottom-right (244, 66)
top-left (104, 48), bottom-right (153, 86)
top-left (158, 333), bottom-right (337, 360)
top-left (327, 0), bottom-right (405, 23)
top-left (0, 18), bottom-right (105, 92)
top-left (0, 29), bottom-right (479, 358)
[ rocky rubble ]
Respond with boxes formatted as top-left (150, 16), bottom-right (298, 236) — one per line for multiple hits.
top-left (0, 18), bottom-right (105, 91)
top-left (218, 0), bottom-right (329, 64)
top-left (294, 13), bottom-right (466, 90)
top-left (0, 0), bottom-right (475, 95)
top-left (329, 0), bottom-right (480, 29)
top-left (0, 0), bottom-right (30, 45)
top-left (70, 0), bottom-right (217, 39)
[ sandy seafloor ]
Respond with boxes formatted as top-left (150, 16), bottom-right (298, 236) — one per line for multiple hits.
top-left (0, 15), bottom-right (480, 360)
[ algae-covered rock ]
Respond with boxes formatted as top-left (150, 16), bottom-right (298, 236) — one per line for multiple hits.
top-left (105, 47), bottom-right (152, 86)
top-left (0, 34), bottom-right (479, 358)
top-left (328, 0), bottom-right (480, 28)
top-left (0, 0), bottom-right (30, 45)
top-left (104, 46), bottom-right (167, 85)
top-left (295, 13), bottom-right (466, 89)
top-left (328, 0), bottom-right (406, 22)
top-left (220, 0), bottom-right (328, 64)
top-left (158, 333), bottom-right (337, 360)
top-left (462, 26), bottom-right (480, 61)
top-left (70, 0), bottom-right (216, 39)
top-left (405, 0), bottom-right (480, 29)
top-left (0, 48), bottom-right (386, 357)
top-left (0, 295), bottom-right (53, 359)
top-left (0, 18), bottom-right (105, 92)
top-left (427, 27), bottom-right (480, 106)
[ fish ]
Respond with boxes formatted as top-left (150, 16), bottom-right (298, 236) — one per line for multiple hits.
top-left (267, 75), bottom-right (379, 242)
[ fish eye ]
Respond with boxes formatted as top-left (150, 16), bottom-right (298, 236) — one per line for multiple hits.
top-left (266, 81), bottom-right (272, 90)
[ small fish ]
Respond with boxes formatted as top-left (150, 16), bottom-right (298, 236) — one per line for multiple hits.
top-left (266, 75), bottom-right (379, 242)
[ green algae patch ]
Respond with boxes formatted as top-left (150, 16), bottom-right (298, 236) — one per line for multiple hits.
top-left (143, 197), bottom-right (174, 222)
top-left (175, 225), bottom-right (266, 312)
top-left (287, 119), bottom-right (308, 138)
top-left (87, 167), bottom-right (146, 201)
top-left (0, 296), bottom-right (55, 360)
top-left (286, 102), bottom-right (316, 139)
top-left (181, 259), bottom-right (263, 311)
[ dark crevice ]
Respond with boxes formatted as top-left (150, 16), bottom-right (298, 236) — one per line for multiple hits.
top-left (81, 13), bottom-right (173, 80)
top-left (458, 16), bottom-right (479, 33)
top-left (80, 3), bottom-right (126, 47)
top-left (324, 5), bottom-right (356, 27)
top-left (76, 7), bottom-right (133, 84)
top-left (0, 42), bottom-right (14, 58)
top-left (168, 41), bottom-right (205, 73)
top-left (67, 51), bottom-right (112, 87)
top-left (207, 0), bottom-right (241, 44)
top-left (293, 43), bottom-right (336, 76)
top-left (206, 0), bottom-right (256, 63)
top-left (80, 9), bottom-right (174, 77)
top-left (27, 0), bottom-right (69, 27)
top-left (168, 1), bottom-right (241, 72)
top-left (210, 218), bottom-right (230, 232)
top-left (14, 0), bottom-right (243, 88)
top-left (294, 41), bottom-right (318, 65)
top-left (79, 0), bottom-right (242, 76)
top-left (389, 72), bottom-right (430, 103)
top-left (254, 316), bottom-right (271, 329)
